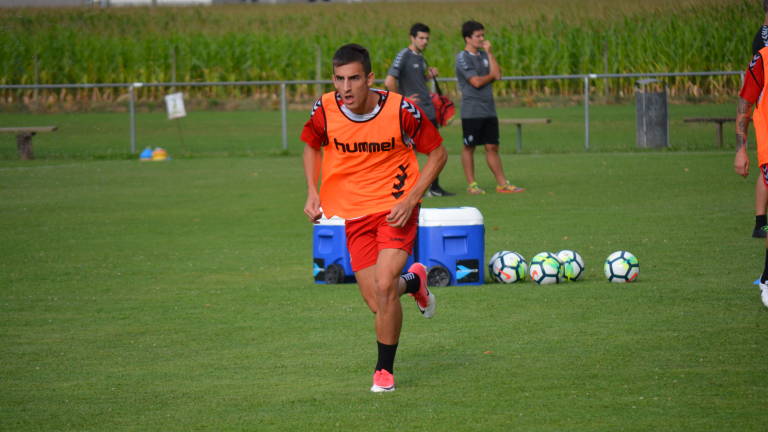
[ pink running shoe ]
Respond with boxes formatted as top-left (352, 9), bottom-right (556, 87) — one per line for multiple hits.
top-left (407, 263), bottom-right (436, 318)
top-left (370, 369), bottom-right (395, 392)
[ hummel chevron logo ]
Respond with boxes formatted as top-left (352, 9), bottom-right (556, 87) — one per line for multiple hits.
top-left (392, 165), bottom-right (408, 199)
top-left (402, 100), bottom-right (421, 119)
top-left (309, 99), bottom-right (321, 116)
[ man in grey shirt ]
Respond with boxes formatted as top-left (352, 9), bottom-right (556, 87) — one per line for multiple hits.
top-left (386, 23), bottom-right (453, 197)
top-left (455, 20), bottom-right (525, 195)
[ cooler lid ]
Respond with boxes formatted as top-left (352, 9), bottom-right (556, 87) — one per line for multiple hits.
top-left (318, 215), bottom-right (345, 226)
top-left (419, 207), bottom-right (484, 226)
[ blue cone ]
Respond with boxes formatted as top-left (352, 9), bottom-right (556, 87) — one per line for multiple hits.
top-left (139, 147), bottom-right (153, 161)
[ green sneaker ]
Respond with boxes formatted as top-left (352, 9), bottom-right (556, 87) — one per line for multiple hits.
top-left (467, 182), bottom-right (486, 195)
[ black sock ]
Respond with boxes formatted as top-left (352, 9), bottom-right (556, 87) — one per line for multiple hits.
top-left (762, 249), bottom-right (768, 284)
top-left (375, 341), bottom-right (398, 374)
top-left (401, 272), bottom-right (421, 294)
top-left (757, 215), bottom-right (767, 228)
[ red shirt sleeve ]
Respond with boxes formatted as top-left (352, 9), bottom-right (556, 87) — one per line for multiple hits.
top-left (740, 53), bottom-right (764, 104)
top-left (400, 97), bottom-right (442, 154)
top-left (300, 98), bottom-right (327, 149)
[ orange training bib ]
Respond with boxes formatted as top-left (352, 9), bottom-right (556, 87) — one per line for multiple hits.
top-left (319, 91), bottom-right (420, 219)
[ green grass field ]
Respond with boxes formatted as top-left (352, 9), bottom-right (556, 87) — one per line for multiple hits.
top-left (0, 101), bottom-right (745, 159)
top-left (1, 149), bottom-right (765, 430)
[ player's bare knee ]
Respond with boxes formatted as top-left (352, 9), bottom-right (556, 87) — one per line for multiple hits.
top-left (373, 277), bottom-right (398, 302)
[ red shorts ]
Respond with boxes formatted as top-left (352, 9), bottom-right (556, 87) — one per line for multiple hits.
top-left (345, 206), bottom-right (419, 272)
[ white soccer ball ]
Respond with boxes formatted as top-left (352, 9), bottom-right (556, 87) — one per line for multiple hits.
top-left (491, 251), bottom-right (527, 284)
top-left (556, 249), bottom-right (585, 281)
top-left (604, 250), bottom-right (639, 283)
top-left (528, 252), bottom-right (563, 285)
top-left (488, 250), bottom-right (511, 280)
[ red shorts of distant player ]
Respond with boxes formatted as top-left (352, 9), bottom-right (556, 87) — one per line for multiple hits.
top-left (762, 164), bottom-right (768, 186)
top-left (345, 206), bottom-right (419, 272)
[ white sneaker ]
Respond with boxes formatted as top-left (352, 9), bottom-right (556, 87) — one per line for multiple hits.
top-left (760, 283), bottom-right (768, 308)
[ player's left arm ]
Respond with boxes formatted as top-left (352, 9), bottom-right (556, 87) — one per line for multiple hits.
top-left (386, 104), bottom-right (447, 227)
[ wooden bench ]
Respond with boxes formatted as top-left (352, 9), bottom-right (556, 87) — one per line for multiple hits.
top-left (499, 118), bottom-right (552, 152)
top-left (683, 118), bottom-right (734, 148)
top-left (0, 126), bottom-right (57, 160)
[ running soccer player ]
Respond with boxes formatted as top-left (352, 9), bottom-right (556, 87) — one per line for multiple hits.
top-left (455, 20), bottom-right (525, 195)
top-left (301, 44), bottom-right (447, 391)
top-left (734, 7), bottom-right (768, 307)
top-left (750, 8), bottom-right (768, 238)
top-left (385, 22), bottom-right (454, 197)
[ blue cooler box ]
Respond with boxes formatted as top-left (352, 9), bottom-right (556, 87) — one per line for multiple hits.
top-left (417, 207), bottom-right (485, 286)
top-left (312, 215), bottom-right (415, 284)
top-left (313, 216), bottom-right (355, 284)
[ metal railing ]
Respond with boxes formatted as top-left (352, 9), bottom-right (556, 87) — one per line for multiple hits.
top-left (0, 70), bottom-right (743, 153)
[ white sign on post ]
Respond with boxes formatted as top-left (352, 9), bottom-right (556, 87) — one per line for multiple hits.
top-left (164, 92), bottom-right (186, 120)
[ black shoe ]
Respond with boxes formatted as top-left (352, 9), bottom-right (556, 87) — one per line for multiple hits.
top-left (753, 226), bottom-right (767, 238)
top-left (427, 186), bottom-right (455, 197)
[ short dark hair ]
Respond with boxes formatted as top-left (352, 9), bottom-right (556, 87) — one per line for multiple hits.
top-left (410, 22), bottom-right (430, 37)
top-left (462, 20), bottom-right (484, 40)
top-left (332, 44), bottom-right (371, 75)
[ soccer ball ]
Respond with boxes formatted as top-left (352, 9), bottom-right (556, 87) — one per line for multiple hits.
top-left (556, 249), bottom-right (585, 281)
top-left (528, 252), bottom-right (563, 285)
top-left (604, 250), bottom-right (639, 283)
top-left (488, 250), bottom-right (511, 279)
top-left (491, 251), bottom-right (527, 283)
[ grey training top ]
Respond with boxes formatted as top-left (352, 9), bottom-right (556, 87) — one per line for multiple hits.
top-left (455, 50), bottom-right (496, 119)
top-left (387, 48), bottom-right (436, 120)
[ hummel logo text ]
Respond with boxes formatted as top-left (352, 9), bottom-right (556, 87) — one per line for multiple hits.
top-left (334, 137), bottom-right (395, 153)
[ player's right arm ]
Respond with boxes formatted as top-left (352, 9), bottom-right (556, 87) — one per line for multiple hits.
top-left (303, 145), bottom-right (322, 222)
top-left (735, 54), bottom-right (764, 177)
top-left (735, 97), bottom-right (753, 177)
top-left (300, 99), bottom-right (326, 222)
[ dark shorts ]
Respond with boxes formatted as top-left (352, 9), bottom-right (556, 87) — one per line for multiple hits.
top-left (462, 117), bottom-right (499, 147)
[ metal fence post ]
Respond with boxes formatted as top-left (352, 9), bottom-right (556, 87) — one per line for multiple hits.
top-left (280, 83), bottom-right (288, 151)
top-left (129, 83), bottom-right (137, 154)
top-left (584, 75), bottom-right (593, 151)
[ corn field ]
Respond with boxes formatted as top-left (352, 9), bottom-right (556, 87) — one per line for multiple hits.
top-left (0, 0), bottom-right (758, 109)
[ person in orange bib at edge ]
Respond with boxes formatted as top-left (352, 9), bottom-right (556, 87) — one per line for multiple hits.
top-left (301, 44), bottom-right (448, 392)
top-left (735, 1), bottom-right (768, 309)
